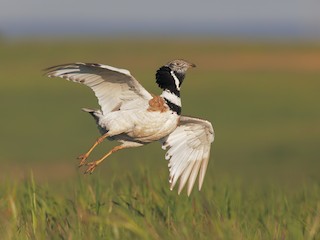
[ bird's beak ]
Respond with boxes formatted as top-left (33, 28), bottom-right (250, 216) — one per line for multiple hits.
top-left (189, 63), bottom-right (196, 68)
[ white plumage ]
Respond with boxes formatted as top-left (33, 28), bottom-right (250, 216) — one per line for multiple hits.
top-left (162, 116), bottom-right (214, 195)
top-left (46, 60), bottom-right (214, 196)
top-left (47, 62), bottom-right (152, 114)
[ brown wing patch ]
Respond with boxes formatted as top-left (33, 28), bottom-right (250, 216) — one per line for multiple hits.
top-left (147, 96), bottom-right (168, 112)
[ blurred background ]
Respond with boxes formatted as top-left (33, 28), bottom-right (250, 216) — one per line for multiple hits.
top-left (1, 0), bottom-right (320, 186)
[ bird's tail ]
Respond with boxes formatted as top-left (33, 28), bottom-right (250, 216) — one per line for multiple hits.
top-left (82, 108), bottom-right (101, 121)
top-left (82, 108), bottom-right (107, 135)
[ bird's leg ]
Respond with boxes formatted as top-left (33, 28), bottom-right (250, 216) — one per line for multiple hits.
top-left (78, 132), bottom-right (109, 166)
top-left (84, 145), bottom-right (126, 174)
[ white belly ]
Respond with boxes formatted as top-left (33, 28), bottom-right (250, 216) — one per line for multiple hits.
top-left (100, 109), bottom-right (179, 142)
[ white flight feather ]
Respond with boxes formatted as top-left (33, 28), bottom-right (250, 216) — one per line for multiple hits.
top-left (169, 149), bottom-right (190, 178)
top-left (170, 149), bottom-right (193, 189)
top-left (162, 116), bottom-right (214, 196)
top-left (46, 62), bottom-right (152, 115)
top-left (184, 150), bottom-right (201, 194)
top-left (199, 146), bottom-right (211, 190)
top-left (170, 151), bottom-right (190, 189)
top-left (98, 64), bottom-right (131, 76)
top-left (187, 157), bottom-right (203, 195)
top-left (178, 158), bottom-right (196, 194)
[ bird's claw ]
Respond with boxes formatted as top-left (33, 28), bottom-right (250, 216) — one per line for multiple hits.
top-left (77, 153), bottom-right (89, 167)
top-left (77, 153), bottom-right (88, 160)
top-left (84, 162), bottom-right (98, 174)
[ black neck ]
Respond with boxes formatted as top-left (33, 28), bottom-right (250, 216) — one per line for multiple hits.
top-left (156, 66), bottom-right (185, 96)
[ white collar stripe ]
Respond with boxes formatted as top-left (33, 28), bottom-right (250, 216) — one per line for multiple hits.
top-left (170, 71), bottom-right (181, 91)
top-left (161, 91), bottom-right (181, 107)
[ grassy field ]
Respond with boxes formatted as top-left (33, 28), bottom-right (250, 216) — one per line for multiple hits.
top-left (0, 38), bottom-right (320, 239)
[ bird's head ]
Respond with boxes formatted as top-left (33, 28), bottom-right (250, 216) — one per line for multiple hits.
top-left (156, 59), bottom-right (195, 95)
top-left (165, 59), bottom-right (196, 74)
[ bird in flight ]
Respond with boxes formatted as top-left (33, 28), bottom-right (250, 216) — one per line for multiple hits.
top-left (46, 60), bottom-right (214, 195)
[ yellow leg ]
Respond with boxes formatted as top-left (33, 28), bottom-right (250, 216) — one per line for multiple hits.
top-left (77, 132), bottom-right (109, 166)
top-left (84, 145), bottom-right (126, 174)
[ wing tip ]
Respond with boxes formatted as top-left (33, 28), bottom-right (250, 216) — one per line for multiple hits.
top-left (43, 62), bottom-right (134, 79)
top-left (43, 62), bottom-right (84, 77)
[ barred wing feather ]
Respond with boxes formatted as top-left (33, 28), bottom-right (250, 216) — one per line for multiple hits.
top-left (46, 62), bottom-right (153, 114)
top-left (162, 116), bottom-right (214, 196)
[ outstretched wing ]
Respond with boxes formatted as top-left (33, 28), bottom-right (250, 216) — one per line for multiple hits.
top-left (161, 116), bottom-right (214, 196)
top-left (45, 62), bottom-right (153, 114)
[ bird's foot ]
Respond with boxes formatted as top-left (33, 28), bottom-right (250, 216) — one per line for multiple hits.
top-left (77, 153), bottom-right (89, 167)
top-left (84, 161), bottom-right (99, 174)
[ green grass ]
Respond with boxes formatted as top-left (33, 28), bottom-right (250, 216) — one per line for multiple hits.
top-left (1, 172), bottom-right (320, 239)
top-left (1, 39), bottom-right (320, 239)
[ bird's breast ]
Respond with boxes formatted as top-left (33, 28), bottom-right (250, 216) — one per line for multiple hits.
top-left (100, 107), bottom-right (179, 142)
top-left (128, 110), bottom-right (179, 142)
